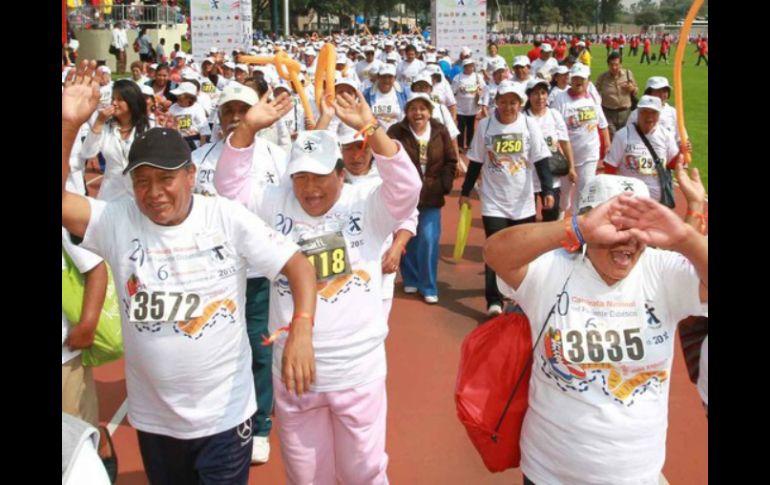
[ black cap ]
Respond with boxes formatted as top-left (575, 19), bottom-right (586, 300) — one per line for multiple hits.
top-left (124, 128), bottom-right (192, 175)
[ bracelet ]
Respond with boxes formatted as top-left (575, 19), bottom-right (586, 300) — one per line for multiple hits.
top-left (292, 312), bottom-right (314, 323)
top-left (560, 216), bottom-right (581, 252)
top-left (571, 212), bottom-right (586, 246)
top-left (687, 210), bottom-right (707, 234)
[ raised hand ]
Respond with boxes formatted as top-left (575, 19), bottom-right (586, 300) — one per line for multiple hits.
top-left (578, 195), bottom-right (633, 246)
top-left (608, 195), bottom-right (690, 250)
top-left (675, 163), bottom-right (705, 207)
top-left (62, 60), bottom-right (100, 128)
top-left (244, 89), bottom-right (294, 133)
top-left (332, 91), bottom-right (376, 131)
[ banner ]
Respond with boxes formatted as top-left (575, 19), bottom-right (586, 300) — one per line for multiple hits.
top-left (432, 0), bottom-right (487, 63)
top-left (190, 0), bottom-right (253, 63)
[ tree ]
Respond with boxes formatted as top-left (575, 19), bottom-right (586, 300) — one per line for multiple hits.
top-left (253, 0), bottom-right (271, 24)
top-left (599, 0), bottom-right (621, 32)
top-left (634, 10), bottom-right (661, 26)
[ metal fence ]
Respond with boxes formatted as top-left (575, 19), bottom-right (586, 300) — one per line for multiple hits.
top-left (66, 4), bottom-right (185, 30)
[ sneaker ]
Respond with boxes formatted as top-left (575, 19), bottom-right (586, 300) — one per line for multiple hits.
top-left (424, 295), bottom-right (439, 304)
top-left (251, 436), bottom-right (270, 465)
top-left (487, 304), bottom-right (503, 316)
top-left (403, 286), bottom-right (418, 294)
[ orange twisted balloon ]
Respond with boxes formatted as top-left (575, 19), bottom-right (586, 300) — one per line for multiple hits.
top-left (673, 0), bottom-right (704, 165)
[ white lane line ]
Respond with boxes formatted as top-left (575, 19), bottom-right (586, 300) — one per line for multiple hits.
top-left (106, 400), bottom-right (128, 436)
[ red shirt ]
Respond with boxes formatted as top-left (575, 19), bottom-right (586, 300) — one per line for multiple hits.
top-left (554, 44), bottom-right (567, 60)
top-left (527, 47), bottom-right (542, 63)
top-left (571, 37), bottom-right (579, 48)
top-left (699, 40), bottom-right (708, 54)
top-left (611, 40), bottom-right (619, 50)
top-left (643, 39), bottom-right (651, 53)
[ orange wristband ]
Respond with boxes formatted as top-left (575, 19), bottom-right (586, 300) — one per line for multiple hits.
top-left (560, 216), bottom-right (581, 252)
top-left (687, 210), bottom-right (707, 234)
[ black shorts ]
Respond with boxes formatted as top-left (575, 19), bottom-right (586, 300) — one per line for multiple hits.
top-left (139, 53), bottom-right (153, 62)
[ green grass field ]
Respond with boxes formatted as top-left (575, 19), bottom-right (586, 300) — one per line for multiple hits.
top-left (499, 44), bottom-right (708, 190)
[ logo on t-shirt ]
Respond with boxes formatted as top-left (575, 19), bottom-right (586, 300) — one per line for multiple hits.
top-left (345, 211), bottom-right (364, 237)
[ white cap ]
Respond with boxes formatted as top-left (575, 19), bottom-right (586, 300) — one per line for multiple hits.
top-left (338, 123), bottom-right (364, 145)
top-left (512, 55), bottom-right (530, 67)
top-left (645, 76), bottom-right (671, 91)
top-left (288, 131), bottom-right (343, 176)
top-left (411, 73), bottom-right (433, 87)
top-left (570, 63), bottom-right (591, 79)
top-left (97, 65), bottom-right (111, 75)
top-left (525, 78), bottom-right (550, 93)
top-left (273, 80), bottom-right (292, 93)
top-left (140, 84), bottom-right (155, 97)
top-left (181, 67), bottom-right (199, 80)
top-left (223, 61), bottom-right (236, 70)
top-left (636, 95), bottom-right (663, 112)
top-left (218, 83), bottom-right (259, 107)
top-left (577, 41), bottom-right (586, 47)
top-left (425, 64), bottom-right (442, 76)
top-left (363, 45), bottom-right (375, 53)
top-left (378, 63), bottom-right (397, 76)
top-left (68, 39), bottom-right (79, 51)
top-left (304, 47), bottom-right (317, 56)
top-left (460, 47), bottom-right (472, 56)
top-left (335, 52), bottom-right (347, 64)
top-left (202, 57), bottom-right (215, 65)
top-left (209, 47), bottom-right (219, 53)
top-left (176, 52), bottom-right (187, 60)
top-left (492, 60), bottom-right (507, 72)
top-left (578, 174), bottom-right (650, 213)
top-left (148, 63), bottom-right (158, 70)
top-left (334, 77), bottom-right (358, 91)
top-left (551, 65), bottom-right (570, 75)
top-left (386, 52), bottom-right (400, 63)
top-left (462, 58), bottom-right (476, 67)
top-left (423, 53), bottom-right (437, 64)
top-left (170, 82), bottom-right (198, 97)
top-left (235, 63), bottom-right (249, 72)
top-left (385, 40), bottom-right (395, 47)
top-left (540, 43), bottom-right (553, 53)
top-left (405, 92), bottom-right (434, 112)
top-left (496, 81), bottom-right (527, 102)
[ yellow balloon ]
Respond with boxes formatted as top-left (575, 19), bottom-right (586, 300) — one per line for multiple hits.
top-left (453, 203), bottom-right (473, 261)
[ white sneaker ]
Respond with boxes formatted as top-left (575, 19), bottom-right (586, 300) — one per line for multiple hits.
top-left (424, 295), bottom-right (439, 304)
top-left (487, 304), bottom-right (503, 316)
top-left (251, 436), bottom-right (270, 464)
top-left (404, 286), bottom-right (418, 294)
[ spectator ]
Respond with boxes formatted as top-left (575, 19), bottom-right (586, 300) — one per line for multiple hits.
top-left (595, 52), bottom-right (638, 139)
top-left (110, 21), bottom-right (128, 74)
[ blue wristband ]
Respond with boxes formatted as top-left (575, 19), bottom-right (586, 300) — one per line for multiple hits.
top-left (572, 212), bottom-right (585, 246)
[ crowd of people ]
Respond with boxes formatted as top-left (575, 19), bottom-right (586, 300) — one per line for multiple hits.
top-left (62, 28), bottom-right (708, 484)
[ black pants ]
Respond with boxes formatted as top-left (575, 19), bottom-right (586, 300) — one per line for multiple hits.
top-left (482, 215), bottom-right (537, 307)
top-left (535, 190), bottom-right (561, 222)
top-left (457, 114), bottom-right (476, 151)
top-left (640, 52), bottom-right (651, 64)
top-left (657, 52), bottom-right (668, 64)
top-left (630, 46), bottom-right (638, 56)
top-left (696, 54), bottom-right (708, 66)
top-left (137, 415), bottom-right (254, 485)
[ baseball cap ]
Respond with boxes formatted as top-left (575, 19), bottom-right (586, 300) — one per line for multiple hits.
top-left (97, 65), bottom-right (112, 75)
top-left (645, 76), bottom-right (671, 91)
top-left (288, 131), bottom-right (343, 176)
top-left (181, 68), bottom-right (199, 80)
top-left (460, 47), bottom-right (472, 56)
top-left (218, 83), bottom-right (259, 107)
top-left (496, 81), bottom-right (527, 102)
top-left (577, 41), bottom-right (586, 47)
top-left (338, 124), bottom-right (364, 145)
top-left (303, 47), bottom-right (317, 56)
top-left (462, 58), bottom-right (476, 67)
top-left (512, 55), bottom-right (530, 67)
top-left (148, 63), bottom-right (158, 71)
top-left (170, 82), bottom-right (198, 97)
top-left (411, 73), bottom-right (433, 87)
top-left (386, 52), bottom-right (401, 63)
top-left (201, 57), bottom-right (215, 65)
top-left (378, 63), bottom-right (397, 76)
top-left (570, 63), bottom-right (591, 79)
top-left (404, 92), bottom-right (434, 112)
top-left (334, 77), bottom-right (359, 91)
top-left (209, 47), bottom-right (219, 53)
top-left (525, 78), bottom-right (550, 94)
top-left (223, 61), bottom-right (236, 70)
top-left (636, 95), bottom-right (663, 112)
top-left (540, 43), bottom-right (553, 53)
top-left (578, 174), bottom-right (650, 214)
top-left (235, 64), bottom-right (249, 72)
top-left (123, 128), bottom-right (192, 175)
top-left (363, 45), bottom-right (375, 53)
top-left (140, 84), bottom-right (155, 97)
top-left (425, 64), bottom-right (442, 76)
top-left (551, 65), bottom-right (570, 75)
top-left (492, 60), bottom-right (507, 72)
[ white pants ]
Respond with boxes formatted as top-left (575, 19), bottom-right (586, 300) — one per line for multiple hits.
top-left (560, 160), bottom-right (599, 213)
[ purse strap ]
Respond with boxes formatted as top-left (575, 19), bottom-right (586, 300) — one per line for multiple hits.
top-left (633, 123), bottom-right (664, 169)
top-left (492, 267), bottom-right (575, 438)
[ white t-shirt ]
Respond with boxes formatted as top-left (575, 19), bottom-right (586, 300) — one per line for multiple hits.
top-left (531, 58), bottom-right (559, 79)
top-left (432, 77), bottom-right (457, 108)
top-left (278, 94), bottom-right (307, 137)
top-left (397, 59), bottom-right (426, 86)
top-left (498, 248), bottom-right (702, 485)
top-left (452, 72), bottom-right (485, 116)
top-left (80, 195), bottom-right (299, 439)
top-left (409, 124), bottom-right (432, 175)
top-left (551, 90), bottom-right (609, 165)
top-left (246, 176), bottom-right (407, 392)
top-left (467, 114), bottom-right (552, 220)
top-left (62, 227), bottom-right (104, 365)
top-left (479, 80), bottom-right (501, 110)
top-left (484, 55), bottom-right (507, 78)
top-left (168, 103), bottom-right (212, 143)
top-left (370, 88), bottom-right (404, 131)
top-left (547, 86), bottom-right (568, 106)
top-left (355, 60), bottom-right (378, 82)
top-left (79, 122), bottom-right (138, 202)
top-left (526, 108), bottom-right (568, 192)
top-left (605, 124), bottom-right (680, 201)
top-left (431, 101), bottom-right (460, 138)
top-left (628, 103), bottom-right (680, 142)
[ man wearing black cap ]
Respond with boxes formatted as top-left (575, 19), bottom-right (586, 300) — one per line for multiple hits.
top-left (62, 61), bottom-right (317, 485)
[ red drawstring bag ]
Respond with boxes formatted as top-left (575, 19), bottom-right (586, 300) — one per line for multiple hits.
top-left (455, 312), bottom-right (534, 472)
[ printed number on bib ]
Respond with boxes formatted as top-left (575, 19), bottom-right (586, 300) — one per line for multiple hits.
top-left (577, 107), bottom-right (597, 123)
top-left (563, 327), bottom-right (645, 364)
top-left (299, 231), bottom-right (352, 282)
top-left (202, 83), bottom-right (216, 94)
top-left (129, 290), bottom-right (203, 323)
top-left (638, 156), bottom-right (656, 175)
top-left (491, 134), bottom-right (524, 155)
top-left (177, 114), bottom-right (193, 130)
